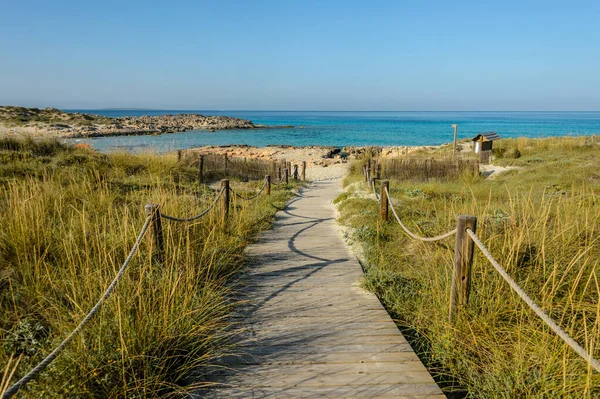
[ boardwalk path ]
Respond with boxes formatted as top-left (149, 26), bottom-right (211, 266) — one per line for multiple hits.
top-left (203, 171), bottom-right (444, 398)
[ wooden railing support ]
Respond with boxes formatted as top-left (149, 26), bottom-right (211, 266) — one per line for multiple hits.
top-left (450, 215), bottom-right (477, 321)
top-left (221, 179), bottom-right (230, 223)
top-left (302, 161), bottom-right (306, 181)
top-left (380, 180), bottom-right (389, 221)
top-left (198, 155), bottom-right (204, 184)
top-left (284, 168), bottom-right (289, 184)
top-left (145, 204), bottom-right (165, 263)
top-left (293, 164), bottom-right (299, 180)
top-left (266, 175), bottom-right (271, 196)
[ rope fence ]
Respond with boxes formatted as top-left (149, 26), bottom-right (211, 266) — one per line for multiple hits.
top-left (2, 163), bottom-right (306, 398)
top-left (361, 160), bottom-right (600, 374)
top-left (2, 215), bottom-right (153, 399)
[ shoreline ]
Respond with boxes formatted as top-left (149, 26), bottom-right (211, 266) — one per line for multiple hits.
top-left (0, 106), bottom-right (290, 139)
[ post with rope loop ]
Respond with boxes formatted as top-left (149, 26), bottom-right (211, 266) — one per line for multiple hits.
top-left (198, 155), bottom-right (204, 184)
top-left (265, 175), bottom-right (271, 196)
top-left (293, 164), bottom-right (299, 180)
top-left (284, 168), bottom-right (289, 184)
top-left (302, 161), bottom-right (306, 181)
top-left (450, 215), bottom-right (477, 322)
top-left (221, 179), bottom-right (230, 224)
top-left (379, 180), bottom-right (389, 221)
top-left (145, 204), bottom-right (165, 263)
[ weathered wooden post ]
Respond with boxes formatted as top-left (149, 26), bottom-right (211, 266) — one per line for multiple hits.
top-left (265, 175), bottom-right (271, 196)
top-left (221, 179), bottom-right (230, 223)
top-left (379, 180), bottom-right (389, 221)
top-left (287, 162), bottom-right (292, 174)
top-left (198, 155), bottom-right (204, 184)
top-left (449, 215), bottom-right (478, 322)
top-left (284, 168), bottom-right (289, 184)
top-left (302, 161), bottom-right (306, 181)
top-left (293, 164), bottom-right (299, 180)
top-left (177, 150), bottom-right (182, 162)
top-left (145, 204), bottom-right (165, 263)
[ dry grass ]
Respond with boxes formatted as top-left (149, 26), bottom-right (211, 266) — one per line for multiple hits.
top-left (337, 136), bottom-right (600, 398)
top-left (0, 137), bottom-right (297, 398)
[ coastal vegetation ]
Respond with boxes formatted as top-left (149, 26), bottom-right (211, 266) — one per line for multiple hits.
top-left (0, 106), bottom-right (262, 138)
top-left (0, 137), bottom-right (298, 397)
top-left (336, 136), bottom-right (600, 398)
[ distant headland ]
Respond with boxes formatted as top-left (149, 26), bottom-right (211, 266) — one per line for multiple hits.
top-left (0, 106), bottom-right (292, 138)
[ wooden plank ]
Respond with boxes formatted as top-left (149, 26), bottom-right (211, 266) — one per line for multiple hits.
top-left (199, 174), bottom-right (443, 397)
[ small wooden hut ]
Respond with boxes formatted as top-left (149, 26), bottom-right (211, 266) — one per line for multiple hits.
top-left (472, 132), bottom-right (501, 153)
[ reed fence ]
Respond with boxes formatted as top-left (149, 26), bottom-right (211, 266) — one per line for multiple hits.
top-left (365, 157), bottom-right (479, 182)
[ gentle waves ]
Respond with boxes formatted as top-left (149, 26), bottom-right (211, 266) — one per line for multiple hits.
top-left (69, 110), bottom-right (600, 152)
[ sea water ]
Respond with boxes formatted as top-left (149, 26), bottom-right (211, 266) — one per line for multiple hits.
top-left (67, 110), bottom-right (600, 152)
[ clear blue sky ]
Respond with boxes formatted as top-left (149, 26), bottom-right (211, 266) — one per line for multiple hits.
top-left (1, 0), bottom-right (599, 110)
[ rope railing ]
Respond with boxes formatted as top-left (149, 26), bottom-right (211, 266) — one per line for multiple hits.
top-left (159, 187), bottom-right (226, 222)
top-left (384, 186), bottom-right (457, 242)
top-left (2, 215), bottom-right (153, 399)
top-left (466, 228), bottom-right (600, 373)
top-left (371, 179), bottom-right (380, 200)
top-left (3, 168), bottom-right (287, 397)
top-left (230, 178), bottom-right (268, 201)
top-left (361, 160), bottom-right (600, 374)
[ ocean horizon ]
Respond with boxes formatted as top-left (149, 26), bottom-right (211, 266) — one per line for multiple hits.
top-left (68, 110), bottom-right (600, 152)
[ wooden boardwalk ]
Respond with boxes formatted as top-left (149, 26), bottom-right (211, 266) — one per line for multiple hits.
top-left (200, 177), bottom-right (444, 398)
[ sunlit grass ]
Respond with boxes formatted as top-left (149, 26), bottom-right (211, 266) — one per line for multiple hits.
top-left (337, 136), bottom-right (600, 398)
top-left (0, 137), bottom-right (297, 397)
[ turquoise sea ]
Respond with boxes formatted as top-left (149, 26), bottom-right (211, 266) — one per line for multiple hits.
top-left (68, 110), bottom-right (600, 152)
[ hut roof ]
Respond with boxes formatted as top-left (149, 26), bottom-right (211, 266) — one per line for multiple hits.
top-left (472, 131), bottom-right (501, 142)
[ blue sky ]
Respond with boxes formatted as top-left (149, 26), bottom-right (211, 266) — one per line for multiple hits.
top-left (1, 0), bottom-right (599, 110)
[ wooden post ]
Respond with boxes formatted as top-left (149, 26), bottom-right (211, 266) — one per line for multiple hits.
top-left (379, 180), bottom-right (389, 221)
top-left (265, 175), bottom-right (271, 196)
top-left (278, 166), bottom-right (282, 180)
top-left (302, 161), bottom-right (306, 181)
top-left (284, 168), bottom-right (289, 184)
top-left (145, 204), bottom-right (164, 263)
top-left (366, 163), bottom-right (371, 182)
top-left (450, 215), bottom-right (477, 322)
top-left (363, 164), bottom-right (367, 180)
top-left (221, 179), bottom-right (230, 223)
top-left (177, 150), bottom-right (182, 162)
top-left (198, 155), bottom-right (204, 184)
top-left (452, 124), bottom-right (458, 156)
top-left (293, 164), bottom-right (299, 180)
top-left (287, 162), bottom-right (292, 174)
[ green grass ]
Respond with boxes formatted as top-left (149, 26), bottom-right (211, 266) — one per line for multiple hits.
top-left (0, 137), bottom-right (298, 398)
top-left (337, 136), bottom-right (600, 398)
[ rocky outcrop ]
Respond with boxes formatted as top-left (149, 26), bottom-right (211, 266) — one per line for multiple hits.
top-left (0, 106), bottom-right (285, 138)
